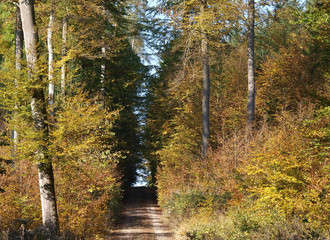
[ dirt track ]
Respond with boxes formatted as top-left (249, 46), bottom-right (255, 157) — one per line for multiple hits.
top-left (108, 187), bottom-right (173, 240)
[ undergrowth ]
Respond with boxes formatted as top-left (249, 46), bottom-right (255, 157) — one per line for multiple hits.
top-left (157, 106), bottom-right (329, 240)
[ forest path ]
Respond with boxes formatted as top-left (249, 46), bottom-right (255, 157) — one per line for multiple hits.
top-left (108, 187), bottom-right (173, 240)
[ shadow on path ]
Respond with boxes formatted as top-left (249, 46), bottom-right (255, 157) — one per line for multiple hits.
top-left (108, 187), bottom-right (172, 240)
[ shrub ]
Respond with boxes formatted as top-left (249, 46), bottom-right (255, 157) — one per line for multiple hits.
top-left (164, 191), bottom-right (206, 218)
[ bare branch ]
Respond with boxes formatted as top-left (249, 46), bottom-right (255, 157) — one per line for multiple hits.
top-left (8, 0), bottom-right (19, 7)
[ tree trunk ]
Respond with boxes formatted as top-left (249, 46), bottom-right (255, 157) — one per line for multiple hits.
top-left (131, 36), bottom-right (136, 52)
top-left (15, 6), bottom-right (23, 72)
top-left (100, 46), bottom-right (106, 107)
top-left (247, 0), bottom-right (255, 126)
top-left (12, 6), bottom-right (23, 151)
top-left (19, 0), bottom-right (59, 235)
top-left (61, 14), bottom-right (68, 97)
top-left (201, 1), bottom-right (210, 158)
top-left (48, 5), bottom-right (54, 112)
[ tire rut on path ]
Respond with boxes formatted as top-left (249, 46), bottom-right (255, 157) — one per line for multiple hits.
top-left (108, 187), bottom-right (173, 240)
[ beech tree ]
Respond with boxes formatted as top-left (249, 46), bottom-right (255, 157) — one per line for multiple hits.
top-left (247, 0), bottom-right (255, 126)
top-left (19, 0), bottom-right (59, 234)
top-left (201, 0), bottom-right (210, 157)
top-left (12, 5), bottom-right (23, 150)
top-left (48, 2), bottom-right (55, 111)
top-left (61, 10), bottom-right (68, 96)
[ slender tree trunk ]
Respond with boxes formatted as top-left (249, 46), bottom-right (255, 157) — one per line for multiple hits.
top-left (12, 6), bottom-right (23, 152)
top-left (201, 1), bottom-right (210, 158)
top-left (100, 46), bottom-right (106, 107)
top-left (131, 36), bottom-right (135, 52)
top-left (48, 5), bottom-right (54, 113)
top-left (61, 14), bottom-right (68, 97)
top-left (19, 0), bottom-right (59, 235)
top-left (247, 0), bottom-right (255, 126)
top-left (15, 6), bottom-right (23, 72)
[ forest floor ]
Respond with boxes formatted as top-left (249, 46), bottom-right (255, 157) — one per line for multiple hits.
top-left (108, 187), bottom-right (173, 240)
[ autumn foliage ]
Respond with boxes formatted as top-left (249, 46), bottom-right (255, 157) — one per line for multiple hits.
top-left (144, 0), bottom-right (329, 239)
top-left (0, 90), bottom-right (122, 237)
top-left (0, 0), bottom-right (329, 239)
top-left (0, 0), bottom-right (146, 237)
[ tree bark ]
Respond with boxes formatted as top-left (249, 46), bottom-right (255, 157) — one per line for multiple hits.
top-left (15, 6), bottom-right (23, 72)
top-left (247, 0), bottom-right (255, 126)
top-left (48, 5), bottom-right (54, 112)
top-left (61, 14), bottom-right (68, 97)
top-left (100, 46), bottom-right (106, 107)
top-left (201, 1), bottom-right (210, 158)
top-left (12, 6), bottom-right (23, 150)
top-left (19, 0), bottom-right (59, 235)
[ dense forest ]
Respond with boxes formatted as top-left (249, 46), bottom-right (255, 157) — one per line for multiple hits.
top-left (0, 0), bottom-right (328, 239)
